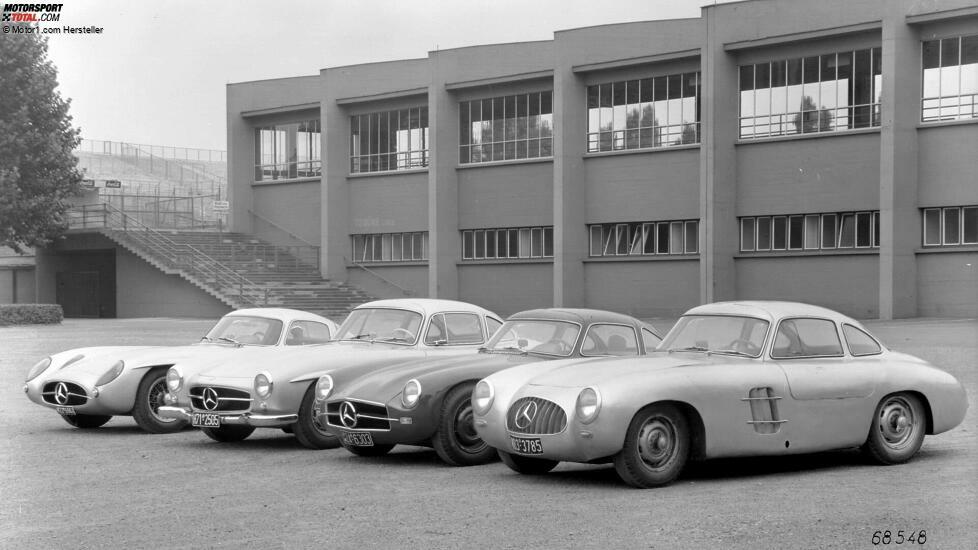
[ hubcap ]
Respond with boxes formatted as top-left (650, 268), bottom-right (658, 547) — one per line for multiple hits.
top-left (878, 397), bottom-right (916, 449)
top-left (454, 403), bottom-right (485, 452)
top-left (149, 378), bottom-right (175, 423)
top-left (637, 417), bottom-right (676, 470)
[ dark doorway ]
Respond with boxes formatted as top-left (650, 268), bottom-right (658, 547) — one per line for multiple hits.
top-left (57, 271), bottom-right (100, 318)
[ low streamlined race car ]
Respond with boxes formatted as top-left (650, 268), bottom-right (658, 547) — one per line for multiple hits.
top-left (473, 301), bottom-right (969, 488)
top-left (23, 308), bottom-right (337, 433)
top-left (159, 299), bottom-right (502, 449)
top-left (318, 309), bottom-right (661, 465)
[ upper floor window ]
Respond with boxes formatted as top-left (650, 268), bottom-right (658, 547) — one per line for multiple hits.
top-left (923, 206), bottom-right (977, 247)
top-left (255, 120), bottom-right (321, 181)
top-left (740, 211), bottom-right (880, 252)
top-left (351, 231), bottom-right (428, 263)
top-left (462, 226), bottom-right (553, 259)
top-left (459, 92), bottom-right (553, 164)
top-left (587, 72), bottom-right (700, 152)
top-left (589, 220), bottom-right (699, 257)
top-left (922, 35), bottom-right (978, 122)
top-left (351, 107), bottom-right (429, 174)
top-left (739, 47), bottom-right (881, 139)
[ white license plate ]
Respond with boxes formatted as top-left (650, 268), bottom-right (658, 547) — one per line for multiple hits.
top-left (192, 413), bottom-right (221, 428)
top-left (510, 436), bottom-right (543, 455)
top-left (56, 406), bottom-right (76, 416)
top-left (342, 432), bottom-right (374, 447)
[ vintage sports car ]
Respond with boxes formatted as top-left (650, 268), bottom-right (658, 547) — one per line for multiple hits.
top-left (159, 299), bottom-right (502, 449)
top-left (318, 308), bottom-right (661, 466)
top-left (473, 301), bottom-right (968, 488)
top-left (23, 308), bottom-right (337, 433)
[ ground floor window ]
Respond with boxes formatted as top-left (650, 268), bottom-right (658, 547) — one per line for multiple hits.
top-left (739, 211), bottom-right (879, 252)
top-left (461, 226), bottom-right (553, 259)
top-left (923, 206), bottom-right (978, 246)
top-left (588, 220), bottom-right (698, 257)
top-left (351, 232), bottom-right (428, 263)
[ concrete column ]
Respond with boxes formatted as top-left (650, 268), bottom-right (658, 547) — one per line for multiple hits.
top-left (552, 60), bottom-right (587, 307)
top-left (699, 8), bottom-right (740, 305)
top-left (877, 10), bottom-right (919, 319)
top-left (321, 74), bottom-right (350, 281)
top-left (225, 87), bottom-right (255, 235)
top-left (427, 54), bottom-right (460, 299)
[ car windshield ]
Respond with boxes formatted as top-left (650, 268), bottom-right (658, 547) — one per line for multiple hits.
top-left (484, 319), bottom-right (580, 357)
top-left (204, 316), bottom-right (284, 346)
top-left (335, 308), bottom-right (424, 345)
top-left (659, 315), bottom-right (769, 358)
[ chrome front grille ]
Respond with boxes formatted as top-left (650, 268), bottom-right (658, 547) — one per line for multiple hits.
top-left (325, 399), bottom-right (391, 431)
top-left (189, 386), bottom-right (252, 413)
top-left (507, 397), bottom-right (567, 435)
top-left (42, 381), bottom-right (88, 406)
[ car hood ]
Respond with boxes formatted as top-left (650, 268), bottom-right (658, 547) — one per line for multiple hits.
top-left (522, 352), bottom-right (715, 388)
top-left (334, 352), bottom-right (535, 402)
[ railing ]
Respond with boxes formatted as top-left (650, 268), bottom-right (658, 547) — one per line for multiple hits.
top-left (76, 139), bottom-right (227, 192)
top-left (100, 193), bottom-right (222, 231)
top-left (346, 257), bottom-right (413, 296)
top-left (191, 242), bottom-right (321, 272)
top-left (67, 203), bottom-right (268, 307)
top-left (248, 210), bottom-right (322, 268)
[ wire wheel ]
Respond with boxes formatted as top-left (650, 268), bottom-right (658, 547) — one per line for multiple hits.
top-left (147, 377), bottom-right (174, 424)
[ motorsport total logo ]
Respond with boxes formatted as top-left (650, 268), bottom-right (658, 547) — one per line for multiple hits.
top-left (2, 4), bottom-right (104, 34)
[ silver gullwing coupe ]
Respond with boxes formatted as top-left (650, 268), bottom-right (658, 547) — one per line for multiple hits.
top-left (159, 299), bottom-right (502, 449)
top-left (23, 308), bottom-right (338, 433)
top-left (472, 301), bottom-right (968, 488)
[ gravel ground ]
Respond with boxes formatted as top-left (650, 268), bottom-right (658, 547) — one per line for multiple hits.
top-left (0, 317), bottom-right (974, 549)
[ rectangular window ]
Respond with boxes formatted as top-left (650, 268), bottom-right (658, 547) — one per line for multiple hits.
top-left (739, 211), bottom-right (880, 253)
top-left (587, 72), bottom-right (700, 152)
top-left (351, 107), bottom-right (428, 174)
top-left (587, 220), bottom-right (699, 257)
top-left (460, 92), bottom-right (552, 164)
top-left (922, 35), bottom-right (978, 122)
top-left (462, 226), bottom-right (553, 259)
top-left (740, 47), bottom-right (882, 139)
top-left (255, 119), bottom-right (322, 181)
top-left (351, 232), bottom-right (428, 263)
top-left (923, 206), bottom-right (978, 246)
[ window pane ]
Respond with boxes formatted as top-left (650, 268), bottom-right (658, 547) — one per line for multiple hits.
top-left (772, 318), bottom-right (843, 358)
top-left (804, 215), bottom-right (820, 249)
top-left (821, 214), bottom-right (837, 249)
top-left (741, 218), bottom-right (755, 251)
top-left (590, 225), bottom-right (603, 256)
top-left (475, 230), bottom-right (485, 258)
top-left (963, 207), bottom-right (978, 244)
top-left (684, 221), bottom-right (698, 253)
top-left (772, 217), bottom-right (787, 250)
top-left (656, 222), bottom-right (670, 253)
top-left (923, 209), bottom-right (941, 245)
top-left (756, 217), bottom-right (771, 250)
top-left (843, 324), bottom-right (882, 356)
top-left (839, 214), bottom-right (855, 247)
top-left (670, 221), bottom-right (684, 253)
top-left (944, 207), bottom-right (961, 244)
top-left (856, 212), bottom-right (872, 247)
top-left (788, 215), bottom-right (804, 249)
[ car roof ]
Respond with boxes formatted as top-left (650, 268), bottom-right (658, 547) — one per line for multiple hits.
top-left (508, 308), bottom-right (646, 327)
top-left (228, 308), bottom-right (335, 325)
top-left (353, 298), bottom-right (499, 318)
top-left (684, 301), bottom-right (858, 325)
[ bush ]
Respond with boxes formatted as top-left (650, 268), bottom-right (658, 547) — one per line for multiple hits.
top-left (0, 304), bottom-right (63, 326)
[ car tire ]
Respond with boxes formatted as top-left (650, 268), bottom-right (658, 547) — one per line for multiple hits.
top-left (201, 425), bottom-right (255, 442)
top-left (497, 450), bottom-right (559, 475)
top-left (433, 383), bottom-right (496, 466)
top-left (614, 403), bottom-right (689, 488)
top-left (341, 441), bottom-right (394, 456)
top-left (61, 414), bottom-right (112, 429)
top-left (132, 369), bottom-right (188, 434)
top-left (862, 392), bottom-right (926, 465)
top-left (293, 384), bottom-right (340, 450)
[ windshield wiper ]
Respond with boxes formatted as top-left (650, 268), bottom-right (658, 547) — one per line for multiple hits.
top-left (377, 336), bottom-right (410, 343)
top-left (345, 333), bottom-right (373, 341)
top-left (668, 346), bottom-right (709, 353)
top-left (216, 336), bottom-right (243, 347)
top-left (200, 336), bottom-right (214, 343)
top-left (487, 346), bottom-right (528, 355)
top-left (712, 349), bottom-right (753, 357)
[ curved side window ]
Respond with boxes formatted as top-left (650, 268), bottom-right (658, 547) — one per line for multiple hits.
top-left (842, 324), bottom-right (882, 356)
top-left (582, 324), bottom-right (640, 356)
top-left (286, 321), bottom-right (332, 346)
top-left (772, 318), bottom-right (844, 359)
top-left (641, 328), bottom-right (662, 352)
top-left (486, 317), bottom-right (503, 339)
top-left (426, 312), bottom-right (485, 345)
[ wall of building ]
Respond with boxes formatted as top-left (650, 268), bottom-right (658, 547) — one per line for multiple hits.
top-left (348, 172), bottom-right (428, 233)
top-left (346, 265), bottom-right (429, 301)
top-left (116, 248), bottom-right (230, 318)
top-left (584, 259), bottom-right (700, 317)
top-left (916, 252), bottom-right (977, 317)
top-left (917, 124), bottom-right (978, 207)
top-left (251, 180), bottom-right (322, 247)
top-left (457, 162), bottom-right (554, 229)
top-left (0, 268), bottom-right (35, 303)
top-left (458, 263), bottom-right (553, 316)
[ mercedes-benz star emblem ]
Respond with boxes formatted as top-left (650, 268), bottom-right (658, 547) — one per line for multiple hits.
top-left (202, 387), bottom-right (219, 411)
top-left (514, 401), bottom-right (538, 430)
top-left (54, 382), bottom-right (69, 405)
top-left (339, 401), bottom-right (358, 428)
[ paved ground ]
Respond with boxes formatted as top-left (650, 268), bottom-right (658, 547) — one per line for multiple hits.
top-left (0, 317), bottom-right (974, 549)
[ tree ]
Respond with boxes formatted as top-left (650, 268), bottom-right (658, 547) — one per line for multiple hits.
top-left (0, 27), bottom-right (82, 253)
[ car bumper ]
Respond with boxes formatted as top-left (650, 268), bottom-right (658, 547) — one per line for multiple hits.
top-left (24, 380), bottom-right (129, 416)
top-left (158, 406), bottom-right (297, 428)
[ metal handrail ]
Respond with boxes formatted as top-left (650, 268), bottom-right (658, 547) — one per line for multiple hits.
top-left (248, 209), bottom-right (319, 248)
top-left (346, 257), bottom-right (413, 296)
top-left (67, 203), bottom-right (267, 307)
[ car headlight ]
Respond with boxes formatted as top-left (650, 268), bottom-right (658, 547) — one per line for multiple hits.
top-left (25, 357), bottom-right (53, 382)
top-left (95, 360), bottom-right (125, 386)
top-left (472, 379), bottom-right (494, 416)
top-left (316, 374), bottom-right (333, 400)
top-left (576, 387), bottom-right (601, 424)
top-left (254, 371), bottom-right (273, 399)
top-left (166, 366), bottom-right (183, 392)
top-left (401, 379), bottom-right (421, 409)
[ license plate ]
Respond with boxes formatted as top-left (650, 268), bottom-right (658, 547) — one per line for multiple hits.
top-left (192, 413), bottom-right (221, 428)
top-left (342, 432), bottom-right (374, 447)
top-left (510, 436), bottom-right (543, 455)
top-left (56, 406), bottom-right (76, 416)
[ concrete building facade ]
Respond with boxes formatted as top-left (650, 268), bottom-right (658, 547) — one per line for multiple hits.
top-left (226, 0), bottom-right (977, 318)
